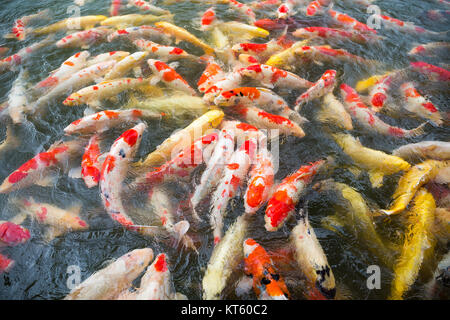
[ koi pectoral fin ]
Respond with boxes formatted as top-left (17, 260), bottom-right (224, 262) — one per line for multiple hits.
top-left (368, 170), bottom-right (385, 188)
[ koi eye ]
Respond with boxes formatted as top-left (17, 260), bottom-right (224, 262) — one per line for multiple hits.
top-left (271, 274), bottom-right (280, 281)
top-left (261, 277), bottom-right (271, 285)
top-left (119, 149), bottom-right (126, 158)
top-left (239, 92), bottom-right (244, 97)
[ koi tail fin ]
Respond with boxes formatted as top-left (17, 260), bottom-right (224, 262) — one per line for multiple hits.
top-left (404, 121), bottom-right (428, 138)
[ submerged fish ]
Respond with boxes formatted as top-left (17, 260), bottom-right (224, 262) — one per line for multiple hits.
top-left (316, 92), bottom-right (353, 130)
top-left (0, 220), bottom-right (30, 247)
top-left (56, 27), bottom-right (112, 49)
top-left (392, 141), bottom-right (450, 162)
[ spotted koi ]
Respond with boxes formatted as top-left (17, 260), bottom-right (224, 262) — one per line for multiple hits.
top-left (81, 135), bottom-right (103, 188)
top-left (147, 59), bottom-right (197, 95)
top-left (56, 27), bottom-right (112, 49)
top-left (197, 58), bottom-right (226, 93)
top-left (133, 39), bottom-right (194, 62)
top-left (294, 69), bottom-right (336, 109)
top-left (200, 7), bottom-right (217, 31)
top-left (368, 74), bottom-right (393, 112)
top-left (107, 25), bottom-right (170, 44)
top-left (294, 45), bottom-right (368, 65)
top-left (328, 9), bottom-right (377, 34)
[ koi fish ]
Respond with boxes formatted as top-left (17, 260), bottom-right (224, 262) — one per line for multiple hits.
top-left (101, 14), bottom-right (174, 28)
top-left (34, 16), bottom-right (108, 34)
top-left (87, 51), bottom-right (130, 66)
top-left (293, 26), bottom-right (379, 44)
top-left (265, 159), bottom-right (326, 231)
top-left (294, 69), bottom-right (336, 109)
top-left (133, 39), bottom-right (196, 62)
top-left (104, 51), bottom-right (149, 80)
top-left (197, 58), bottom-right (225, 93)
top-left (294, 45), bottom-right (368, 65)
top-left (392, 141), bottom-right (450, 161)
top-left (328, 9), bottom-right (377, 34)
top-left (250, 0), bottom-right (281, 9)
top-left (234, 106), bottom-right (305, 138)
top-left (277, 0), bottom-right (298, 19)
top-left (408, 42), bottom-right (450, 58)
top-left (65, 109), bottom-right (159, 135)
top-left (218, 22), bottom-right (270, 40)
top-left (35, 51), bottom-right (91, 91)
top-left (155, 21), bottom-right (215, 55)
top-left (190, 128), bottom-right (236, 218)
top-left (81, 134), bottom-right (103, 189)
top-left (147, 59), bottom-right (197, 95)
top-left (332, 132), bottom-right (411, 187)
top-left (238, 54), bottom-right (260, 65)
top-left (203, 213), bottom-right (249, 299)
top-left (202, 71), bottom-right (243, 103)
top-left (409, 61), bottom-right (450, 82)
top-left (399, 82), bottom-right (443, 126)
top-left (100, 123), bottom-right (147, 227)
top-left (305, 0), bottom-right (330, 16)
top-left (214, 87), bottom-right (307, 126)
top-left (0, 221), bottom-right (30, 247)
top-left (6, 69), bottom-right (31, 124)
top-left (291, 210), bottom-right (336, 299)
top-left (265, 40), bottom-right (309, 70)
top-left (244, 140), bottom-right (274, 214)
top-left (243, 238), bottom-right (290, 300)
top-left (238, 64), bottom-right (313, 90)
top-left (231, 38), bottom-right (291, 63)
top-left (0, 139), bottom-right (85, 193)
top-left (0, 254), bottom-right (14, 273)
top-left (107, 25), bottom-right (170, 44)
top-left (355, 72), bottom-right (393, 92)
top-left (110, 0), bottom-right (122, 16)
top-left (367, 74), bottom-right (394, 112)
top-left (63, 78), bottom-right (152, 107)
top-left (200, 7), bottom-right (217, 31)
top-left (224, 0), bottom-right (256, 23)
top-left (4, 9), bottom-right (50, 41)
top-left (340, 83), bottom-right (427, 138)
top-left (128, 0), bottom-right (170, 15)
top-left (210, 137), bottom-right (258, 244)
top-left (316, 92), bottom-right (353, 130)
top-left (389, 189), bottom-right (435, 300)
top-left (65, 248), bottom-right (154, 300)
top-left (381, 160), bottom-right (449, 216)
top-left (376, 13), bottom-right (444, 38)
top-left (56, 27), bottom-right (113, 49)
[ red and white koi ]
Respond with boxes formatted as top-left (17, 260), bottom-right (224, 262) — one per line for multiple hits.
top-left (0, 140), bottom-right (85, 194)
top-left (87, 51), bottom-right (130, 66)
top-left (243, 238), bottom-right (290, 300)
top-left (197, 59), bottom-right (226, 93)
top-left (133, 39), bottom-right (194, 62)
top-left (376, 14), bottom-right (443, 37)
top-left (107, 25), bottom-right (170, 44)
top-left (202, 71), bottom-right (243, 103)
top-left (200, 7), bottom-right (217, 31)
top-left (0, 221), bottom-right (30, 247)
top-left (294, 45), bottom-right (368, 65)
top-left (234, 106), bottom-right (305, 138)
top-left (244, 139), bottom-right (274, 215)
top-left (147, 59), bottom-right (197, 95)
top-left (368, 74), bottom-right (393, 112)
top-left (5, 10), bottom-right (49, 41)
top-left (399, 82), bottom-right (443, 126)
top-left (100, 123), bottom-right (146, 228)
top-left (81, 135), bottom-right (103, 188)
top-left (238, 64), bottom-right (313, 90)
top-left (56, 27), bottom-right (112, 49)
top-left (277, 0), bottom-right (298, 19)
top-left (210, 137), bottom-right (257, 245)
top-left (128, 0), bottom-right (171, 15)
top-left (63, 77), bottom-right (150, 107)
top-left (305, 0), bottom-right (330, 16)
top-left (141, 132), bottom-right (218, 185)
top-left (225, 0), bottom-right (256, 23)
top-left (190, 128), bottom-right (236, 217)
top-left (0, 254), bottom-right (14, 274)
top-left (409, 42), bottom-right (450, 57)
top-left (294, 69), bottom-right (336, 109)
top-left (65, 109), bottom-right (158, 135)
top-left (410, 61), bottom-right (450, 82)
top-left (265, 159), bottom-right (325, 231)
top-left (340, 83), bottom-right (426, 138)
top-left (328, 9), bottom-right (377, 34)
top-left (293, 26), bottom-right (381, 44)
top-left (231, 39), bottom-right (291, 62)
top-left (104, 51), bottom-right (149, 80)
top-left (36, 51), bottom-right (91, 91)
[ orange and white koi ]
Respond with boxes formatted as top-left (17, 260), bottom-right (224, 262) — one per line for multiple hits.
top-left (291, 211), bottom-right (336, 299)
top-left (305, 0), bottom-right (330, 16)
top-left (36, 51), bottom-right (91, 91)
top-left (87, 51), bottom-right (130, 66)
top-left (0, 254), bottom-right (14, 273)
top-left (155, 21), bottom-right (215, 55)
top-left (107, 25), bottom-right (170, 44)
top-left (408, 42), bottom-right (450, 57)
top-left (368, 74), bottom-right (394, 112)
top-left (214, 87), bottom-right (307, 126)
top-left (410, 61), bottom-right (450, 82)
top-left (265, 159), bottom-right (326, 231)
top-left (104, 51), bottom-right (149, 80)
top-left (243, 238), bottom-right (290, 300)
top-left (0, 36), bottom-right (53, 73)
top-left (190, 128), bottom-right (236, 218)
top-left (100, 123), bottom-right (146, 227)
top-left (110, 0), bottom-right (122, 16)
top-left (6, 69), bottom-right (31, 124)
top-left (200, 7), bottom-right (217, 31)
top-left (128, 0), bottom-right (171, 15)
top-left (5, 10), bottom-right (50, 41)
top-left (210, 137), bottom-right (257, 244)
top-left (63, 77), bottom-right (150, 107)
top-left (225, 0), bottom-right (256, 23)
top-left (376, 13), bottom-right (443, 37)
top-left (81, 134), bottom-right (103, 188)
top-left (0, 140), bottom-right (85, 193)
top-left (147, 59), bottom-right (197, 95)
top-left (293, 26), bottom-right (380, 44)
top-left (340, 83), bottom-right (426, 138)
top-left (328, 9), bottom-right (377, 34)
top-left (65, 109), bottom-right (158, 135)
top-left (56, 27), bottom-right (112, 48)
top-left (399, 82), bottom-right (443, 126)
top-left (231, 39), bottom-right (291, 63)
top-left (0, 221), bottom-right (30, 247)
top-left (133, 39), bottom-right (194, 62)
top-left (244, 140), bottom-right (274, 214)
top-left (33, 60), bottom-right (117, 110)
top-left (294, 69), bottom-right (336, 109)
top-left (294, 45), bottom-right (368, 65)
top-left (65, 248), bottom-right (154, 300)
top-left (234, 106), bottom-right (305, 138)
top-left (202, 71), bottom-right (243, 103)
top-left (238, 64), bottom-right (313, 90)
top-left (197, 58), bottom-right (226, 93)
top-left (141, 132), bottom-right (218, 185)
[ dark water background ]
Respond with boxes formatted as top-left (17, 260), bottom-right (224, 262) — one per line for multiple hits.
top-left (0, 0), bottom-right (449, 299)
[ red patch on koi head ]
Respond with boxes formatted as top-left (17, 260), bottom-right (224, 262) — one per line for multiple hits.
top-left (121, 129), bottom-right (138, 146)
top-left (154, 254), bottom-right (168, 272)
